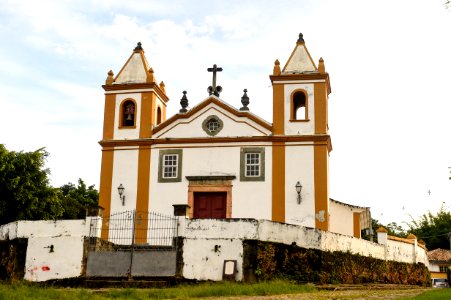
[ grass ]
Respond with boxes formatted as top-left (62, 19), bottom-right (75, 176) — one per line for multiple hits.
top-left (411, 288), bottom-right (451, 299)
top-left (0, 280), bottom-right (316, 300)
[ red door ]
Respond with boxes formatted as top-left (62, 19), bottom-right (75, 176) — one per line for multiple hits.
top-left (193, 192), bottom-right (227, 218)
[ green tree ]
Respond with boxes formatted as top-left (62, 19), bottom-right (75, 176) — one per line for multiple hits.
top-left (407, 205), bottom-right (451, 250)
top-left (59, 178), bottom-right (99, 219)
top-left (0, 144), bottom-right (63, 224)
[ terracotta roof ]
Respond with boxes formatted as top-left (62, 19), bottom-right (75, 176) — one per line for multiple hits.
top-left (428, 248), bottom-right (451, 262)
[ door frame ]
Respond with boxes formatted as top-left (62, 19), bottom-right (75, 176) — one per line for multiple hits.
top-left (187, 178), bottom-right (233, 218)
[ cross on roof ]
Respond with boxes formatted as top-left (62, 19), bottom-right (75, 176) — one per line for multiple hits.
top-left (207, 64), bottom-right (223, 97)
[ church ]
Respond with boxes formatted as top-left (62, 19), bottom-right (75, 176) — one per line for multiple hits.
top-left (98, 33), bottom-right (370, 239)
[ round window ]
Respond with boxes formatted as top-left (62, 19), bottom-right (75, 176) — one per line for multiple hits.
top-left (202, 115), bottom-right (223, 136)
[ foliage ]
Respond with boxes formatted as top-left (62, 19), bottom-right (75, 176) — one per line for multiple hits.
top-left (0, 144), bottom-right (63, 224)
top-left (58, 179), bottom-right (98, 219)
top-left (246, 241), bottom-right (430, 286)
top-left (370, 218), bottom-right (407, 241)
top-left (407, 205), bottom-right (451, 250)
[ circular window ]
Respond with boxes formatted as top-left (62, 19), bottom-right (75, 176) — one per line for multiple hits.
top-left (202, 115), bottom-right (223, 136)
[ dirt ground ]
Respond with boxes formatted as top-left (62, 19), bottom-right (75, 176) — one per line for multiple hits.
top-left (219, 285), bottom-right (430, 300)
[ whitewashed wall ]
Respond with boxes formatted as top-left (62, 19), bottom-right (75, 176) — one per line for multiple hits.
top-left (0, 220), bottom-right (90, 282)
top-left (180, 219), bottom-right (429, 281)
top-left (284, 83), bottom-right (315, 135)
top-left (284, 144), bottom-right (315, 227)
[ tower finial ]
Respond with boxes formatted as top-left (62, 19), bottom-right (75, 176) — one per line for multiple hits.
top-left (106, 70), bottom-right (114, 85)
top-left (180, 91), bottom-right (189, 113)
top-left (134, 42), bottom-right (143, 51)
top-left (297, 33), bottom-right (304, 43)
top-left (273, 59), bottom-right (281, 76)
top-left (240, 89), bottom-right (250, 111)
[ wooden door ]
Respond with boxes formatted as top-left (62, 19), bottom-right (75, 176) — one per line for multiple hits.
top-left (193, 192), bottom-right (227, 218)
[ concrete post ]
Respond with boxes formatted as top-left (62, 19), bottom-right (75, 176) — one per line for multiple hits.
top-left (407, 233), bottom-right (418, 264)
top-left (376, 227), bottom-right (388, 261)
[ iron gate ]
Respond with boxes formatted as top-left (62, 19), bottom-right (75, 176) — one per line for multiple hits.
top-left (86, 210), bottom-right (178, 277)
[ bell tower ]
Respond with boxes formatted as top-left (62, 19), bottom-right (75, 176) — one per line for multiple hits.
top-left (98, 42), bottom-right (169, 226)
top-left (270, 33), bottom-right (332, 231)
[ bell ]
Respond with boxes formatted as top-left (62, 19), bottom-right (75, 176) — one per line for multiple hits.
top-left (126, 114), bottom-right (133, 121)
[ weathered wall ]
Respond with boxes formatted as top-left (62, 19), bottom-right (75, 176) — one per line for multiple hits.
top-left (179, 219), bottom-right (429, 281)
top-left (0, 220), bottom-right (90, 282)
top-left (242, 241), bottom-right (430, 285)
top-left (0, 238), bottom-right (27, 280)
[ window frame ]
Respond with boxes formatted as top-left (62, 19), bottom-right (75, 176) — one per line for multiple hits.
top-left (119, 98), bottom-right (137, 128)
top-left (290, 89), bottom-right (309, 122)
top-left (202, 115), bottom-right (223, 136)
top-left (240, 147), bottom-right (265, 182)
top-left (158, 149), bottom-right (183, 182)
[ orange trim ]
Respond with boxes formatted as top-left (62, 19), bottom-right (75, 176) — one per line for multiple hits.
top-left (353, 212), bottom-right (360, 238)
top-left (314, 82), bottom-right (328, 134)
top-left (314, 141), bottom-right (329, 231)
top-left (272, 83), bottom-right (284, 135)
top-left (152, 97), bottom-right (272, 134)
top-left (139, 92), bottom-right (153, 138)
top-left (272, 142), bottom-right (285, 222)
top-left (119, 98), bottom-right (138, 128)
top-left (99, 147), bottom-right (114, 239)
top-left (103, 94), bottom-right (116, 140)
top-left (187, 184), bottom-right (232, 218)
top-left (103, 82), bottom-right (169, 103)
top-left (270, 73), bottom-right (331, 95)
top-left (154, 106), bottom-right (270, 137)
top-left (289, 89), bottom-right (309, 121)
top-left (135, 145), bottom-right (151, 244)
top-left (99, 135), bottom-right (332, 148)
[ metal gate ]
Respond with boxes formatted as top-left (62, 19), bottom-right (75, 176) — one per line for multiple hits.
top-left (86, 210), bottom-right (178, 278)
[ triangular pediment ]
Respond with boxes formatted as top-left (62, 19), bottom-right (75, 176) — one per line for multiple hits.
top-left (114, 44), bottom-right (151, 84)
top-left (152, 97), bottom-right (272, 139)
top-left (282, 39), bottom-right (317, 74)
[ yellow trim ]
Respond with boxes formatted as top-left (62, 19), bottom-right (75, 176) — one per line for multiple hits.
top-left (272, 84), bottom-right (284, 135)
top-left (272, 142), bottom-right (285, 222)
top-left (353, 212), bottom-right (360, 238)
top-left (99, 147), bottom-right (114, 239)
top-left (135, 145), bottom-right (151, 244)
top-left (290, 89), bottom-right (309, 121)
top-left (314, 82), bottom-right (328, 134)
top-left (139, 92), bottom-right (153, 138)
top-left (119, 98), bottom-right (138, 128)
top-left (103, 94), bottom-right (116, 140)
top-left (314, 142), bottom-right (329, 231)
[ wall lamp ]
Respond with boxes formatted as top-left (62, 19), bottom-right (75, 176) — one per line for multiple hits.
top-left (118, 184), bottom-right (125, 206)
top-left (295, 181), bottom-right (302, 204)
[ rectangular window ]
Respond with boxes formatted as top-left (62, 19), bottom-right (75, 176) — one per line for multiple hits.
top-left (163, 154), bottom-right (178, 178)
top-left (440, 266), bottom-right (449, 273)
top-left (240, 147), bottom-right (265, 182)
top-left (158, 149), bottom-right (183, 182)
top-left (245, 153), bottom-right (260, 177)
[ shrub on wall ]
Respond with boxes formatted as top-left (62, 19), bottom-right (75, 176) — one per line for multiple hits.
top-left (0, 239), bottom-right (28, 280)
top-left (243, 241), bottom-right (430, 286)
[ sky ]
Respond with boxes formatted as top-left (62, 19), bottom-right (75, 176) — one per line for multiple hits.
top-left (1, 0), bottom-right (451, 227)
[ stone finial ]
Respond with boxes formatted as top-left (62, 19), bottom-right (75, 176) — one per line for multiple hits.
top-left (318, 57), bottom-right (326, 74)
top-left (418, 239), bottom-right (426, 246)
top-left (134, 42), bottom-right (143, 52)
top-left (159, 81), bottom-right (166, 93)
top-left (179, 91), bottom-right (188, 113)
top-left (147, 68), bottom-right (155, 83)
top-left (105, 70), bottom-right (114, 85)
top-left (273, 59), bottom-right (281, 76)
top-left (240, 89), bottom-right (250, 111)
top-left (297, 33), bottom-right (305, 43)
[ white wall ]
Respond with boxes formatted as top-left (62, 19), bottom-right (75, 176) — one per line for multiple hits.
top-left (0, 220), bottom-right (90, 282)
top-left (180, 218), bottom-right (429, 281)
top-left (113, 93), bottom-right (141, 140)
top-left (284, 83), bottom-right (315, 135)
top-left (284, 143), bottom-right (315, 227)
top-left (154, 103), bottom-right (271, 139)
top-left (149, 143), bottom-right (273, 220)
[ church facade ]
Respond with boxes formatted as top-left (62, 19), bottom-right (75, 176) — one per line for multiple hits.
top-left (98, 34), bottom-right (368, 239)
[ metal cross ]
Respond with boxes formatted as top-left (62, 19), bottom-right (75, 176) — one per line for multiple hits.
top-left (207, 64), bottom-right (223, 96)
